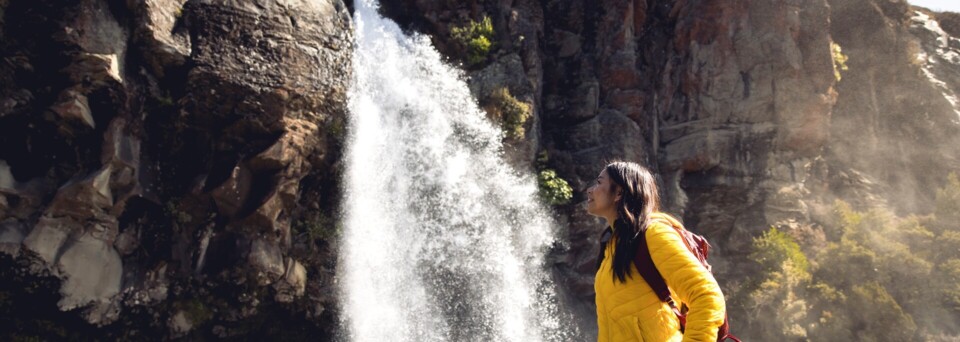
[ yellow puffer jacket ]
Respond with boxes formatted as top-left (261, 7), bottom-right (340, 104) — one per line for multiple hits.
top-left (594, 213), bottom-right (726, 342)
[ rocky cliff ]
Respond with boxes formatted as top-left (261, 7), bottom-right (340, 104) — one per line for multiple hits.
top-left (0, 0), bottom-right (351, 339)
top-left (375, 0), bottom-right (960, 339)
top-left (1, 0), bottom-right (959, 340)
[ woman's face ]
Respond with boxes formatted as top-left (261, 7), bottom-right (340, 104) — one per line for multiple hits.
top-left (586, 169), bottom-right (620, 219)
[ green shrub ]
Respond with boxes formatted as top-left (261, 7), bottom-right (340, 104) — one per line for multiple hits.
top-left (847, 282), bottom-right (918, 341)
top-left (810, 199), bottom-right (957, 340)
top-left (537, 169), bottom-right (572, 206)
top-left (485, 87), bottom-right (531, 140)
top-left (750, 227), bottom-right (810, 274)
top-left (735, 172), bottom-right (960, 340)
top-left (742, 227), bottom-right (812, 340)
top-left (750, 269), bottom-right (811, 339)
top-left (451, 16), bottom-right (495, 66)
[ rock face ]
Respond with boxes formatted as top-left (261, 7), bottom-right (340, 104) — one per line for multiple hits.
top-left (536, 0), bottom-right (839, 301)
top-left (3, 0), bottom-right (960, 339)
top-left (828, 0), bottom-right (960, 214)
top-left (0, 0), bottom-right (350, 339)
top-left (375, 0), bottom-right (960, 338)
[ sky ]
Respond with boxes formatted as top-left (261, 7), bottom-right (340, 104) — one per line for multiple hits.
top-left (910, 0), bottom-right (960, 12)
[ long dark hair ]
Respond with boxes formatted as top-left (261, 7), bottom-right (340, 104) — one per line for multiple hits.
top-left (605, 161), bottom-right (662, 283)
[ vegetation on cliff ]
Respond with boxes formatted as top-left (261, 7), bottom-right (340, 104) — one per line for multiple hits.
top-left (732, 173), bottom-right (960, 340)
top-left (483, 87), bottom-right (531, 140)
top-left (831, 42), bottom-right (850, 81)
top-left (534, 152), bottom-right (573, 206)
top-left (450, 16), bottom-right (495, 67)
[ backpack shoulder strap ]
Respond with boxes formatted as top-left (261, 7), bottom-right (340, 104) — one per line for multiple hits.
top-left (633, 225), bottom-right (672, 303)
top-left (634, 219), bottom-right (688, 332)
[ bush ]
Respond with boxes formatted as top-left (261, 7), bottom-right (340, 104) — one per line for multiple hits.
top-left (750, 227), bottom-right (810, 274)
top-left (484, 87), bottom-right (531, 140)
top-left (809, 198), bottom-right (959, 340)
top-left (537, 169), bottom-right (572, 206)
top-left (739, 227), bottom-right (812, 340)
top-left (847, 282), bottom-right (918, 341)
top-left (737, 176), bottom-right (960, 341)
top-left (451, 16), bottom-right (495, 66)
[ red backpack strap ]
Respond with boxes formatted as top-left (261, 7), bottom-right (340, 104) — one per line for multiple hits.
top-left (633, 226), bottom-right (687, 330)
top-left (633, 226), bottom-right (671, 302)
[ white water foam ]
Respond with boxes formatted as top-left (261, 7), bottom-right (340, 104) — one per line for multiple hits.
top-left (338, 1), bottom-right (578, 341)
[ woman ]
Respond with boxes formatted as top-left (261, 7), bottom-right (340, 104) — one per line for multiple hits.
top-left (586, 161), bottom-right (725, 342)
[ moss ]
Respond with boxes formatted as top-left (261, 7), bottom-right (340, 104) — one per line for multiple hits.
top-left (537, 169), bottom-right (573, 206)
top-left (164, 200), bottom-right (193, 226)
top-left (484, 87), bottom-right (531, 140)
top-left (293, 211), bottom-right (341, 242)
top-left (157, 95), bottom-right (175, 109)
top-left (177, 298), bottom-right (213, 326)
top-left (831, 42), bottom-right (849, 81)
top-left (146, 90), bottom-right (178, 116)
top-left (451, 16), bottom-right (495, 66)
top-left (325, 114), bottom-right (346, 142)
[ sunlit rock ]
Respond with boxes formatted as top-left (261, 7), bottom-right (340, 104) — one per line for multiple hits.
top-left (50, 89), bottom-right (95, 128)
top-left (56, 231), bottom-right (123, 312)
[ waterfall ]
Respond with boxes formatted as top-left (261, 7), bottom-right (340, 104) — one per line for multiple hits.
top-left (338, 1), bottom-right (577, 341)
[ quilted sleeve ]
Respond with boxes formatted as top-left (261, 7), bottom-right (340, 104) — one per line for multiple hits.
top-left (646, 221), bottom-right (726, 342)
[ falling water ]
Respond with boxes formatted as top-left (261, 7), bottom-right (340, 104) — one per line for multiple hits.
top-left (338, 1), bottom-right (576, 341)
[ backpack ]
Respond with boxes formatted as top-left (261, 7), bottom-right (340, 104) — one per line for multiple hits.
top-left (604, 216), bottom-right (739, 342)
